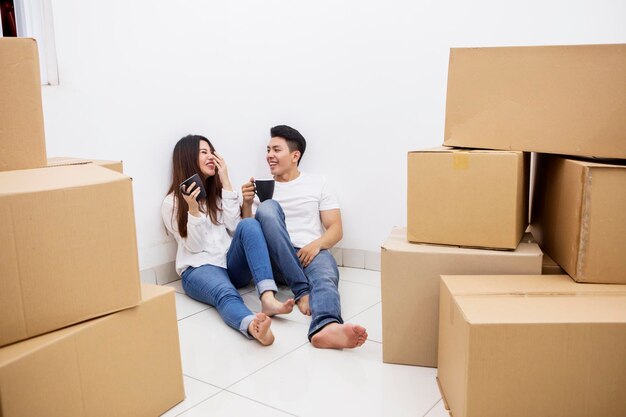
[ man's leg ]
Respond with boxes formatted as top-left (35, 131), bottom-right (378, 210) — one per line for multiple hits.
top-left (305, 250), bottom-right (368, 349)
top-left (255, 200), bottom-right (310, 312)
top-left (227, 218), bottom-right (295, 316)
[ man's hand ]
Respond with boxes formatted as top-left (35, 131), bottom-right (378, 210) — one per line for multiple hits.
top-left (241, 177), bottom-right (255, 218)
top-left (297, 241), bottom-right (321, 268)
top-left (241, 177), bottom-right (255, 205)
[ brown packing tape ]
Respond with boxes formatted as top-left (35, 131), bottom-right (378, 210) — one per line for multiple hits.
top-left (449, 291), bottom-right (626, 298)
top-left (453, 153), bottom-right (469, 170)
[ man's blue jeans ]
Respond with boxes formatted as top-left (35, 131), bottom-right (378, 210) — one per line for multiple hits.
top-left (181, 218), bottom-right (277, 338)
top-left (255, 200), bottom-right (343, 340)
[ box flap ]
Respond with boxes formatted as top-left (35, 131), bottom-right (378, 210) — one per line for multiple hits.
top-left (0, 164), bottom-right (130, 196)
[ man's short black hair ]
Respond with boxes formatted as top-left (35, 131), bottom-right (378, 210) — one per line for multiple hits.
top-left (271, 125), bottom-right (306, 165)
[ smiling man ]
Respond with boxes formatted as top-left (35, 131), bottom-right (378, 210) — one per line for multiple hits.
top-left (241, 125), bottom-right (368, 349)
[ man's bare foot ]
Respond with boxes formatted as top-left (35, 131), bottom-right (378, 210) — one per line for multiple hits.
top-left (260, 291), bottom-right (295, 317)
top-left (296, 294), bottom-right (311, 316)
top-left (248, 313), bottom-right (274, 346)
top-left (311, 323), bottom-right (368, 349)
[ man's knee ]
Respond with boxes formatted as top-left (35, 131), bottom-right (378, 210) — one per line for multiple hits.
top-left (307, 251), bottom-right (339, 281)
top-left (255, 199), bottom-right (282, 222)
top-left (237, 217), bottom-right (261, 233)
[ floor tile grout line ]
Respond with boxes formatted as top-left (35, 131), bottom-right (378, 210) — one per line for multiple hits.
top-left (176, 306), bottom-right (212, 322)
top-left (166, 374), bottom-right (225, 417)
top-left (344, 300), bottom-right (382, 322)
top-left (421, 398), bottom-right (443, 417)
top-left (182, 374), bottom-right (225, 390)
top-left (170, 387), bottom-right (228, 417)
top-left (223, 341), bottom-right (310, 391)
top-left (222, 390), bottom-right (300, 416)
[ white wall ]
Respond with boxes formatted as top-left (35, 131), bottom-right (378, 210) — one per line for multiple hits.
top-left (41, 0), bottom-right (626, 270)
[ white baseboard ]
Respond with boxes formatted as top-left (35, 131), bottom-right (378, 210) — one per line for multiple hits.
top-left (140, 248), bottom-right (381, 285)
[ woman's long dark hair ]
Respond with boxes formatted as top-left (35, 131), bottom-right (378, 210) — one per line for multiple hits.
top-left (166, 135), bottom-right (223, 238)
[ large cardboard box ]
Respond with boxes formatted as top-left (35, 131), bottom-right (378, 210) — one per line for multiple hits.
top-left (0, 285), bottom-right (185, 417)
top-left (0, 164), bottom-right (140, 347)
top-left (407, 147), bottom-right (529, 249)
top-left (380, 228), bottom-right (541, 367)
top-left (48, 156), bottom-right (124, 173)
top-left (531, 155), bottom-right (626, 284)
top-left (0, 38), bottom-right (47, 171)
top-left (443, 44), bottom-right (626, 159)
top-left (437, 275), bottom-right (626, 417)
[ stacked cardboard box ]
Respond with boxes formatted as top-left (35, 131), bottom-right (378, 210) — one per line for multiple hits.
top-left (381, 228), bottom-right (541, 367)
top-left (407, 147), bottom-right (529, 249)
top-left (433, 43), bottom-right (626, 416)
top-left (438, 275), bottom-right (626, 417)
top-left (0, 38), bottom-right (184, 416)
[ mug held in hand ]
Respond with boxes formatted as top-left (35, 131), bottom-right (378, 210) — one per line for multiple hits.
top-left (180, 173), bottom-right (207, 200)
top-left (255, 179), bottom-right (275, 202)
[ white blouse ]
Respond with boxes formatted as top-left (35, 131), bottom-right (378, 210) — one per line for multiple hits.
top-left (161, 190), bottom-right (241, 275)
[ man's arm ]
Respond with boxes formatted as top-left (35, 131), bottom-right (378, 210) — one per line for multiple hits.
top-left (297, 209), bottom-right (343, 267)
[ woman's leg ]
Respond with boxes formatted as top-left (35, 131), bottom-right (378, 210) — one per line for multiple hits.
top-left (227, 218), bottom-right (295, 316)
top-left (181, 264), bottom-right (274, 344)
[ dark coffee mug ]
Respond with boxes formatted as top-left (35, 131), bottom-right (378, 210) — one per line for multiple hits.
top-left (255, 179), bottom-right (275, 202)
top-left (180, 173), bottom-right (207, 200)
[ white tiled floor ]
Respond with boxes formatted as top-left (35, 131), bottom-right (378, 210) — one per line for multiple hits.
top-left (161, 267), bottom-right (448, 417)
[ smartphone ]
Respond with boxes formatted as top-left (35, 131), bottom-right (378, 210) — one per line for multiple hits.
top-left (179, 173), bottom-right (207, 200)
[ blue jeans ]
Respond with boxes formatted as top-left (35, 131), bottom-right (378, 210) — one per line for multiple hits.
top-left (256, 200), bottom-right (342, 340)
top-left (181, 218), bottom-right (277, 338)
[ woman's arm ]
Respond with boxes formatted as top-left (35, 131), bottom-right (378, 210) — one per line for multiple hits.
top-left (161, 193), bottom-right (206, 253)
top-left (221, 190), bottom-right (241, 232)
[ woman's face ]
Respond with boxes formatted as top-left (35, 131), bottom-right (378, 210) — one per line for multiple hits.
top-left (198, 141), bottom-right (216, 177)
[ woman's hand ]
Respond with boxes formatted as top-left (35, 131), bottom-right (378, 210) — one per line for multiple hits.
top-left (181, 182), bottom-right (201, 217)
top-left (213, 152), bottom-right (232, 191)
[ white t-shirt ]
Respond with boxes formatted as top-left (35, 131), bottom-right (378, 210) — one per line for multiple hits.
top-left (161, 190), bottom-right (241, 275)
top-left (255, 172), bottom-right (340, 248)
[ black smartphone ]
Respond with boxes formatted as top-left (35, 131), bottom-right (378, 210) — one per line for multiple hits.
top-left (179, 173), bottom-right (207, 200)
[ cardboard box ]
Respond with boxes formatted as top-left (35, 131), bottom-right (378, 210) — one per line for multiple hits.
top-left (437, 275), bottom-right (626, 417)
top-left (0, 38), bottom-right (47, 172)
top-left (47, 157), bottom-right (124, 173)
top-left (0, 285), bottom-right (184, 417)
top-left (443, 44), bottom-right (626, 159)
top-left (407, 147), bottom-right (529, 249)
top-left (0, 164), bottom-right (140, 347)
top-left (380, 228), bottom-right (541, 367)
top-left (531, 155), bottom-right (626, 284)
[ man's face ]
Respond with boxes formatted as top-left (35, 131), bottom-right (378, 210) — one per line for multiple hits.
top-left (267, 136), bottom-right (298, 176)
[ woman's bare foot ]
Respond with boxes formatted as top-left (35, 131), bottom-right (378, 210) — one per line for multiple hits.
top-left (311, 323), bottom-right (368, 349)
top-left (248, 313), bottom-right (275, 346)
top-left (296, 294), bottom-right (311, 316)
top-left (260, 291), bottom-right (295, 317)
